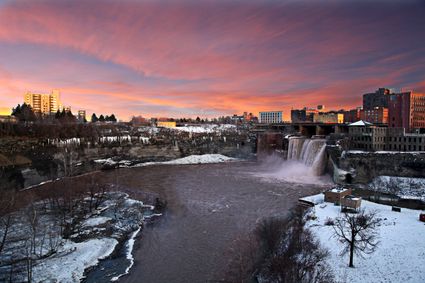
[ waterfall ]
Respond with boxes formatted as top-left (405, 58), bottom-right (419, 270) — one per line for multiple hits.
top-left (287, 137), bottom-right (327, 175)
top-left (287, 137), bottom-right (305, 160)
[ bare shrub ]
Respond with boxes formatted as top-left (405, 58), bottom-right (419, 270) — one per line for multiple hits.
top-left (225, 207), bottom-right (334, 283)
top-left (324, 217), bottom-right (335, 226)
top-left (257, 207), bottom-right (334, 283)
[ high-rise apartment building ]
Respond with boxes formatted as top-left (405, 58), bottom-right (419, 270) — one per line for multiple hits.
top-left (24, 89), bottom-right (62, 114)
top-left (259, 111), bottom-right (283, 124)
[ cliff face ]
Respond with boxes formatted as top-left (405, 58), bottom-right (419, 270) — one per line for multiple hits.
top-left (0, 130), bottom-right (256, 190)
top-left (327, 146), bottom-right (425, 184)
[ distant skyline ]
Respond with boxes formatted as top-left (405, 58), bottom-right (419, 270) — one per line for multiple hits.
top-left (0, 0), bottom-right (424, 120)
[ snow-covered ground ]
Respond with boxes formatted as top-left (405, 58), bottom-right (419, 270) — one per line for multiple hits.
top-left (94, 158), bottom-right (119, 166)
top-left (172, 124), bottom-right (237, 133)
top-left (1, 191), bottom-right (158, 283)
top-left (34, 238), bottom-right (118, 283)
top-left (302, 193), bottom-right (425, 283)
top-left (82, 216), bottom-right (112, 227)
top-left (135, 154), bottom-right (237, 166)
top-left (95, 154), bottom-right (237, 168)
top-left (369, 176), bottom-right (425, 201)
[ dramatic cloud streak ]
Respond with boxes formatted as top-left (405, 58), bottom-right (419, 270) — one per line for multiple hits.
top-left (0, 0), bottom-right (424, 119)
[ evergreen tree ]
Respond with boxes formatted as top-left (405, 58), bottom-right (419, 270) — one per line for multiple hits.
top-left (99, 114), bottom-right (105, 122)
top-left (109, 114), bottom-right (117, 122)
top-left (12, 104), bottom-right (21, 117)
top-left (12, 103), bottom-right (36, 122)
top-left (91, 113), bottom-right (98, 123)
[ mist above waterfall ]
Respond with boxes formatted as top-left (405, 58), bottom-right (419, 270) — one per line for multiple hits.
top-left (255, 137), bottom-right (331, 185)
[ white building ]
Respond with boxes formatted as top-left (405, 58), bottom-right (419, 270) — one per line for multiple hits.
top-left (259, 111), bottom-right (283, 124)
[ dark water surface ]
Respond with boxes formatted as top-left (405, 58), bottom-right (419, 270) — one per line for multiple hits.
top-left (93, 161), bottom-right (326, 283)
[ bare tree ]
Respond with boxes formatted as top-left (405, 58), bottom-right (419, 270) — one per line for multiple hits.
top-left (0, 190), bottom-right (16, 255)
top-left (386, 178), bottom-right (401, 205)
top-left (333, 210), bottom-right (381, 268)
top-left (368, 178), bottom-right (385, 202)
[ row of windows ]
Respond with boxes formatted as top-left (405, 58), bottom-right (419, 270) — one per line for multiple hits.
top-left (352, 136), bottom-right (425, 143)
top-left (353, 143), bottom-right (424, 151)
top-left (387, 137), bottom-right (424, 143)
top-left (387, 144), bottom-right (423, 151)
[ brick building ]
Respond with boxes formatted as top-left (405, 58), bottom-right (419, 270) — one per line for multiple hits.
top-left (388, 91), bottom-right (425, 132)
top-left (360, 107), bottom-right (388, 124)
top-left (348, 121), bottom-right (425, 151)
top-left (343, 108), bottom-right (362, 123)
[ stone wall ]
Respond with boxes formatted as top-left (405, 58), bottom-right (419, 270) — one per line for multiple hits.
top-left (327, 146), bottom-right (425, 184)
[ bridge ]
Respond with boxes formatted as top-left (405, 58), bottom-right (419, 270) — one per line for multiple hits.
top-left (252, 122), bottom-right (349, 137)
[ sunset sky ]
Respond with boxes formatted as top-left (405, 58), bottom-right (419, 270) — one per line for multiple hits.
top-left (0, 0), bottom-right (424, 120)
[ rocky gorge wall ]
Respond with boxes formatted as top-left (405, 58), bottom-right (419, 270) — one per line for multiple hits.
top-left (327, 146), bottom-right (425, 184)
top-left (0, 128), bottom-right (256, 190)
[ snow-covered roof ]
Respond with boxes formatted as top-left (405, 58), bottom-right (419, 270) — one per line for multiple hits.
top-left (329, 187), bottom-right (350, 193)
top-left (348, 120), bottom-right (373, 127)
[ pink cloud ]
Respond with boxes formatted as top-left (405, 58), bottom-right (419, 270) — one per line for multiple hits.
top-left (0, 1), bottom-right (424, 120)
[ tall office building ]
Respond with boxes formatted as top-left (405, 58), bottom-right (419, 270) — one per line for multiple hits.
top-left (24, 89), bottom-right (62, 114)
top-left (363, 88), bottom-right (391, 110)
top-left (259, 111), bottom-right (283, 124)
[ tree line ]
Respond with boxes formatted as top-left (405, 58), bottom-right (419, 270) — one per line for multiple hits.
top-left (10, 103), bottom-right (117, 124)
top-left (91, 113), bottom-right (117, 123)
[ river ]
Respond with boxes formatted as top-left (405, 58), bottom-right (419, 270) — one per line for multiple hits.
top-left (86, 159), bottom-right (329, 283)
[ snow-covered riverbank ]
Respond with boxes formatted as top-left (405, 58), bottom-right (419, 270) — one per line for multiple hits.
top-left (34, 237), bottom-right (118, 282)
top-left (172, 124), bottom-right (237, 133)
top-left (302, 193), bottom-right (425, 283)
top-left (0, 191), bottom-right (160, 283)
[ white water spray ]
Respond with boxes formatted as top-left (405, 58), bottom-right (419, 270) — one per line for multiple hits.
top-left (284, 137), bottom-right (328, 177)
top-left (287, 137), bottom-right (327, 175)
top-left (255, 137), bottom-right (330, 185)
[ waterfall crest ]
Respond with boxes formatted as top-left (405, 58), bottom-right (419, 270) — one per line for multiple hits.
top-left (287, 137), bottom-right (327, 175)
